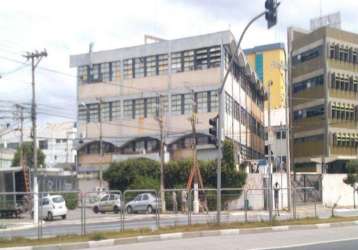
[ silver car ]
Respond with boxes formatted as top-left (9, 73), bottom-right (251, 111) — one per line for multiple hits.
top-left (125, 193), bottom-right (159, 214)
top-left (93, 193), bottom-right (121, 214)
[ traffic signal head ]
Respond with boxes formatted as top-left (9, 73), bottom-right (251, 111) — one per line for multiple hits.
top-left (208, 116), bottom-right (218, 146)
top-left (265, 0), bottom-right (280, 29)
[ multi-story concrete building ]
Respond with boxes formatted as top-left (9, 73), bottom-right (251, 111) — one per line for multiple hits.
top-left (0, 122), bottom-right (77, 168)
top-left (245, 43), bottom-right (288, 169)
top-left (288, 26), bottom-right (358, 172)
top-left (245, 43), bottom-right (286, 109)
top-left (70, 30), bottom-right (265, 177)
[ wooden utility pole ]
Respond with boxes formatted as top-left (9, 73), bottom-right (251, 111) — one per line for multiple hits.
top-left (24, 49), bottom-right (47, 224)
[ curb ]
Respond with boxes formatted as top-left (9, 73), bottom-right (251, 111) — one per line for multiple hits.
top-left (2, 220), bottom-right (358, 250)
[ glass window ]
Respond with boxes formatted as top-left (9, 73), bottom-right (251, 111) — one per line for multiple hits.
top-left (101, 62), bottom-right (110, 82)
top-left (147, 139), bottom-right (158, 152)
top-left (100, 102), bottom-right (110, 122)
top-left (293, 75), bottom-right (324, 94)
top-left (146, 56), bottom-right (157, 76)
top-left (195, 48), bottom-right (208, 70)
top-left (78, 66), bottom-right (88, 84)
top-left (88, 103), bottom-right (99, 122)
top-left (196, 91), bottom-right (208, 112)
top-left (208, 46), bottom-right (221, 68)
top-left (134, 99), bottom-right (145, 118)
top-left (183, 50), bottom-right (194, 71)
top-left (146, 97), bottom-right (158, 117)
top-left (184, 93), bottom-right (193, 114)
top-left (171, 94), bottom-right (182, 115)
top-left (111, 61), bottom-right (121, 81)
top-left (39, 140), bottom-right (48, 150)
top-left (89, 64), bottom-right (101, 82)
top-left (123, 100), bottom-right (133, 119)
top-left (292, 46), bottom-right (322, 65)
top-left (135, 140), bottom-right (145, 153)
top-left (134, 57), bottom-right (145, 78)
top-left (111, 101), bottom-right (121, 120)
top-left (171, 52), bottom-right (182, 73)
top-left (210, 90), bottom-right (218, 112)
top-left (158, 54), bottom-right (168, 75)
top-left (78, 105), bottom-right (87, 122)
top-left (123, 59), bottom-right (133, 79)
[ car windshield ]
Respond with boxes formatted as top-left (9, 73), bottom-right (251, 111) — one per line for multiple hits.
top-left (52, 196), bottom-right (64, 203)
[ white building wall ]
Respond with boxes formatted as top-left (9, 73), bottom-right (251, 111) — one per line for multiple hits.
top-left (322, 174), bottom-right (357, 207)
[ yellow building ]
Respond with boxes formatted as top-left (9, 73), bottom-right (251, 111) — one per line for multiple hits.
top-left (245, 43), bottom-right (286, 110)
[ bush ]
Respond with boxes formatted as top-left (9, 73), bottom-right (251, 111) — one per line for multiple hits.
top-left (62, 193), bottom-right (78, 210)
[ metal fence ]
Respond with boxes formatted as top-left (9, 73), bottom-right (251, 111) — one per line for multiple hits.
top-left (0, 187), bottom-right (322, 240)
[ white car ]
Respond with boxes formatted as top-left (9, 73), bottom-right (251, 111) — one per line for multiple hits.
top-left (93, 193), bottom-right (121, 214)
top-left (37, 195), bottom-right (68, 221)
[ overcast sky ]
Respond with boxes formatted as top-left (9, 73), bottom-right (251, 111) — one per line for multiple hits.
top-left (0, 0), bottom-right (356, 126)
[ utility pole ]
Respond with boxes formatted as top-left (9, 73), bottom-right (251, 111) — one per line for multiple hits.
top-left (267, 81), bottom-right (273, 221)
top-left (24, 49), bottom-right (47, 225)
top-left (156, 95), bottom-right (166, 212)
top-left (97, 97), bottom-right (104, 190)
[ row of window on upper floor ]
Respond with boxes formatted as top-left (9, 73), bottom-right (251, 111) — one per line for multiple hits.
top-left (292, 46), bottom-right (322, 65)
top-left (78, 90), bottom-right (218, 123)
top-left (293, 103), bottom-right (358, 122)
top-left (77, 46), bottom-right (221, 84)
top-left (329, 42), bottom-right (358, 64)
top-left (294, 133), bottom-right (358, 148)
top-left (225, 93), bottom-right (265, 138)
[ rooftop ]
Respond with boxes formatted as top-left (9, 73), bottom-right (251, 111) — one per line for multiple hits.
top-left (244, 43), bottom-right (285, 54)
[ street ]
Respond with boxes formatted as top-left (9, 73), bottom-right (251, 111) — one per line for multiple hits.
top-left (85, 225), bottom-right (358, 250)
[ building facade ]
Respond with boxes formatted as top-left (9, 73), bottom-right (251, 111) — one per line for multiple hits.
top-left (288, 26), bottom-right (358, 172)
top-left (70, 30), bottom-right (265, 176)
top-left (0, 122), bottom-right (77, 168)
top-left (245, 43), bottom-right (286, 110)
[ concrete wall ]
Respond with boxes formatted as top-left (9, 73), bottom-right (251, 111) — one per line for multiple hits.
top-left (322, 174), bottom-right (357, 207)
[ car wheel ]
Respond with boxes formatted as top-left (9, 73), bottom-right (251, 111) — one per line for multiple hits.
top-left (113, 206), bottom-right (120, 214)
top-left (61, 214), bottom-right (66, 220)
top-left (146, 205), bottom-right (153, 214)
top-left (126, 206), bottom-right (133, 214)
top-left (47, 212), bottom-right (53, 221)
top-left (93, 206), bottom-right (99, 214)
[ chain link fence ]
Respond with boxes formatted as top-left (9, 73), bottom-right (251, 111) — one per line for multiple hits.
top-left (0, 186), bottom-right (324, 240)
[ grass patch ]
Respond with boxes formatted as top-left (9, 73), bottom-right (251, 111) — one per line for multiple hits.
top-left (1, 216), bottom-right (358, 248)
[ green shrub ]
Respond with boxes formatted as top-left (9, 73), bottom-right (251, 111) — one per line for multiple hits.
top-left (62, 193), bottom-right (78, 210)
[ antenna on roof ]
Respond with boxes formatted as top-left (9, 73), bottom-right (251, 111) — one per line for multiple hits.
top-left (144, 35), bottom-right (166, 44)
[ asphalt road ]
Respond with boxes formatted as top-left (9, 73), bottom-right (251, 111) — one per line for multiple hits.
top-left (85, 225), bottom-right (358, 250)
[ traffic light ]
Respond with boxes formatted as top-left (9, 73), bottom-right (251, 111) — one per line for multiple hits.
top-left (209, 116), bottom-right (218, 146)
top-left (265, 0), bottom-right (280, 29)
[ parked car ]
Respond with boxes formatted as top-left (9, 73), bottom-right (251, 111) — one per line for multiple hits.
top-left (125, 193), bottom-right (159, 214)
top-left (93, 193), bottom-right (121, 214)
top-left (32, 195), bottom-right (67, 221)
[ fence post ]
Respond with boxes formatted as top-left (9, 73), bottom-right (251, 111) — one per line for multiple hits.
top-left (156, 190), bottom-right (160, 228)
top-left (83, 193), bottom-right (87, 235)
top-left (244, 189), bottom-right (248, 223)
top-left (188, 190), bottom-right (192, 226)
top-left (293, 188), bottom-right (296, 220)
top-left (121, 191), bottom-right (124, 232)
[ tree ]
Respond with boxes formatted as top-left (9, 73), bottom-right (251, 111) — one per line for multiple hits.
top-left (12, 142), bottom-right (46, 168)
top-left (344, 160), bottom-right (358, 208)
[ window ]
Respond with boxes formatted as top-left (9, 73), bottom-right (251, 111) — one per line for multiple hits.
top-left (100, 102), bottom-right (110, 122)
top-left (183, 50), bottom-right (194, 71)
top-left (208, 46), bottom-right (221, 68)
top-left (147, 139), bottom-right (158, 152)
top-left (134, 57), bottom-right (145, 78)
top-left (142, 194), bottom-right (149, 201)
top-left (209, 90), bottom-right (219, 112)
top-left (135, 140), bottom-right (145, 153)
top-left (158, 54), bottom-right (168, 75)
top-left (88, 103), bottom-right (99, 122)
top-left (42, 198), bottom-right (50, 206)
top-left (78, 66), bottom-right (88, 84)
top-left (183, 93), bottom-right (193, 114)
top-left (195, 48), bottom-right (208, 70)
top-left (196, 91), bottom-right (208, 112)
top-left (294, 105), bottom-right (324, 120)
top-left (292, 46), bottom-right (322, 65)
top-left (171, 52), bottom-right (182, 73)
top-left (293, 75), bottom-right (324, 94)
top-left (146, 56), bottom-right (157, 76)
top-left (123, 100), bottom-right (133, 119)
top-left (111, 61), bottom-right (121, 81)
top-left (101, 195), bottom-right (109, 202)
top-left (123, 59), bottom-right (133, 79)
top-left (89, 64), bottom-right (101, 82)
top-left (146, 97), bottom-right (158, 117)
top-left (171, 94), bottom-right (182, 115)
top-left (134, 99), bottom-right (145, 118)
top-left (276, 131), bottom-right (286, 140)
top-left (111, 101), bottom-right (121, 120)
top-left (39, 140), bottom-right (48, 150)
top-left (101, 62), bottom-right (110, 82)
top-left (78, 105), bottom-right (87, 122)
top-left (225, 93), bottom-right (232, 115)
top-left (255, 54), bottom-right (263, 81)
top-left (294, 134), bottom-right (324, 143)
